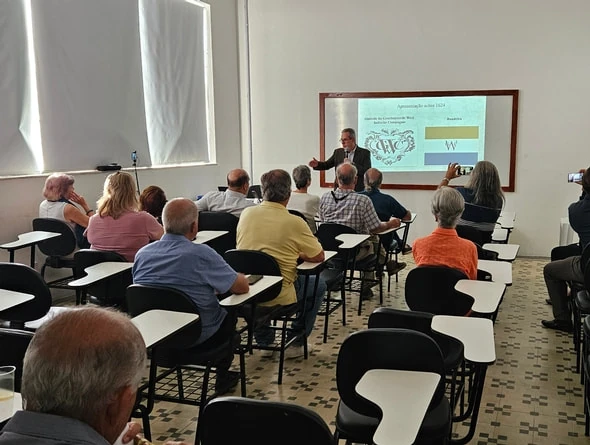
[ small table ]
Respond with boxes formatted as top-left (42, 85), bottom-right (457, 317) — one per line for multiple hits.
top-left (131, 309), bottom-right (200, 348)
top-left (491, 227), bottom-right (509, 243)
top-left (455, 279), bottom-right (506, 317)
top-left (477, 259), bottom-right (512, 285)
top-left (482, 243), bottom-right (520, 262)
top-left (0, 392), bottom-right (22, 424)
top-left (356, 369), bottom-right (440, 445)
top-left (431, 315), bottom-right (495, 444)
top-left (193, 230), bottom-right (229, 245)
top-left (220, 275), bottom-right (283, 307)
top-left (0, 289), bottom-right (34, 312)
top-left (297, 250), bottom-right (337, 271)
top-left (335, 233), bottom-right (370, 249)
top-left (130, 310), bottom-right (201, 439)
top-left (378, 212), bottom-right (418, 235)
top-left (0, 231), bottom-right (61, 267)
top-left (68, 262), bottom-right (134, 305)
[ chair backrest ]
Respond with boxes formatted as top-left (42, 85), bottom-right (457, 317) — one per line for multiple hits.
top-left (455, 226), bottom-right (498, 260)
top-left (74, 249), bottom-right (131, 307)
top-left (368, 307), bottom-right (433, 332)
top-left (337, 329), bottom-right (446, 418)
top-left (405, 266), bottom-right (474, 316)
top-left (223, 249), bottom-right (282, 303)
top-left (32, 218), bottom-right (77, 257)
top-left (126, 284), bottom-right (203, 349)
top-left (368, 308), bottom-right (464, 369)
top-left (198, 396), bottom-right (334, 445)
top-left (247, 185), bottom-right (262, 200)
top-left (288, 209), bottom-right (307, 222)
top-left (315, 222), bottom-right (356, 252)
top-left (197, 212), bottom-right (239, 256)
top-left (0, 263), bottom-right (52, 327)
top-left (0, 328), bottom-right (34, 392)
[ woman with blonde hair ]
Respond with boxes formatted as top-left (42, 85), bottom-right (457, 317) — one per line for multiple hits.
top-left (39, 173), bottom-right (95, 248)
top-left (439, 160), bottom-right (504, 243)
top-left (85, 172), bottom-right (163, 261)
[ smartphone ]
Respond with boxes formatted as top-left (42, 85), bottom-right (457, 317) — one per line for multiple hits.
top-left (131, 151), bottom-right (138, 162)
top-left (458, 166), bottom-right (473, 176)
top-left (568, 172), bottom-right (583, 183)
top-left (247, 274), bottom-right (263, 285)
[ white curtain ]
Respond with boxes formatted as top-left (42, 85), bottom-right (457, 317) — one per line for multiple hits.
top-left (31, 0), bottom-right (150, 172)
top-left (0, 0), bottom-right (214, 175)
top-left (139, 0), bottom-right (213, 165)
top-left (0, 1), bottom-right (37, 175)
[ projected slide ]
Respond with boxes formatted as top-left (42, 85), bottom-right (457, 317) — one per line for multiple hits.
top-left (357, 96), bottom-right (486, 172)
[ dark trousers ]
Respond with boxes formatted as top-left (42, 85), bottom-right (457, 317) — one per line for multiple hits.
top-left (551, 243), bottom-right (581, 261)
top-left (198, 310), bottom-right (237, 376)
top-left (544, 255), bottom-right (583, 322)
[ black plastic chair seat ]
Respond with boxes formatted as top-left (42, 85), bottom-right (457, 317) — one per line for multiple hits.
top-left (335, 399), bottom-right (380, 441)
top-left (415, 394), bottom-right (452, 440)
top-left (153, 339), bottom-right (233, 369)
top-left (434, 332), bottom-right (464, 371)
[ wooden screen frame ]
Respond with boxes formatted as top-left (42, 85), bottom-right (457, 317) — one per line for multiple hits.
top-left (319, 89), bottom-right (519, 191)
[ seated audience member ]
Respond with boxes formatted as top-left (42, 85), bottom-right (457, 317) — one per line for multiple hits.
top-left (440, 160), bottom-right (504, 243)
top-left (237, 169), bottom-right (326, 357)
top-left (197, 168), bottom-right (256, 217)
top-left (133, 198), bottom-right (249, 391)
top-left (0, 308), bottom-right (148, 444)
top-left (0, 308), bottom-right (188, 445)
top-left (359, 167), bottom-right (413, 254)
top-left (413, 187), bottom-right (478, 280)
top-left (287, 164), bottom-right (320, 233)
top-left (85, 171), bottom-right (163, 261)
top-left (319, 163), bottom-right (402, 298)
top-left (39, 173), bottom-right (95, 248)
top-left (139, 185), bottom-right (167, 224)
top-left (542, 167), bottom-right (590, 332)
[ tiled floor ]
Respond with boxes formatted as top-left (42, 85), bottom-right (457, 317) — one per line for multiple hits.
top-left (122, 257), bottom-right (589, 444)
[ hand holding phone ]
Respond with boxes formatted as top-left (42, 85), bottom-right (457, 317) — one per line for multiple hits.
top-left (568, 172), bottom-right (583, 183)
top-left (458, 166), bottom-right (474, 176)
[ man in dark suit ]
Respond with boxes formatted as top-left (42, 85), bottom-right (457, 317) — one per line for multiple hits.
top-left (309, 128), bottom-right (371, 192)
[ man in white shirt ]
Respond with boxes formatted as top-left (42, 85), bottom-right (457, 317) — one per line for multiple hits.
top-left (197, 169), bottom-right (256, 217)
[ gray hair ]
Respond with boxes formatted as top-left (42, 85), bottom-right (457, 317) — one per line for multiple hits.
top-left (163, 198), bottom-right (198, 235)
top-left (261, 169), bottom-right (291, 202)
top-left (465, 160), bottom-right (504, 209)
top-left (22, 308), bottom-right (146, 427)
top-left (292, 165), bottom-right (312, 189)
top-left (336, 163), bottom-right (358, 186)
top-left (431, 187), bottom-right (465, 229)
top-left (342, 128), bottom-right (356, 140)
top-left (364, 169), bottom-right (383, 190)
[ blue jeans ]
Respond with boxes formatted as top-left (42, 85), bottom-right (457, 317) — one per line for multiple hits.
top-left (254, 274), bottom-right (327, 346)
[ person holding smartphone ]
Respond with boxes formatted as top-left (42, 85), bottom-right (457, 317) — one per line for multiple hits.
top-left (439, 160), bottom-right (504, 243)
top-left (542, 167), bottom-right (590, 332)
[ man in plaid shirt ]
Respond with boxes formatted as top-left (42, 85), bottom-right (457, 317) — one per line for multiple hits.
top-left (319, 163), bottom-right (402, 298)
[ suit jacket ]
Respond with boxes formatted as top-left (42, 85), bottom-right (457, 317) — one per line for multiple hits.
top-left (313, 146), bottom-right (372, 192)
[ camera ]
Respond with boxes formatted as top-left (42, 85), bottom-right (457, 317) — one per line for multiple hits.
top-left (457, 166), bottom-right (473, 176)
top-left (568, 172), bottom-right (583, 183)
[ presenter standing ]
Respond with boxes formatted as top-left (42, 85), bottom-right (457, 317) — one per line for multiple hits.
top-left (309, 128), bottom-right (371, 192)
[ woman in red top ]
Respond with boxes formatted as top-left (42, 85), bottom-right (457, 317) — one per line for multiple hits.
top-left (413, 187), bottom-right (478, 279)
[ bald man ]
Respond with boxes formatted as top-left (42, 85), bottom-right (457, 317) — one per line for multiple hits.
top-left (134, 198), bottom-right (249, 393)
top-left (196, 168), bottom-right (256, 217)
top-left (0, 308), bottom-right (147, 444)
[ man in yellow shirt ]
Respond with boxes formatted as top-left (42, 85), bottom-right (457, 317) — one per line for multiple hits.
top-left (237, 169), bottom-right (326, 357)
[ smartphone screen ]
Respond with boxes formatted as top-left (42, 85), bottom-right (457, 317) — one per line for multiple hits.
top-left (568, 172), bottom-right (583, 182)
top-left (248, 274), bottom-right (263, 285)
top-left (458, 166), bottom-right (473, 176)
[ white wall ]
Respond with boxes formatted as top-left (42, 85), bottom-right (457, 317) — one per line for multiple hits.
top-left (244, 0), bottom-right (590, 256)
top-left (0, 0), bottom-right (243, 266)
